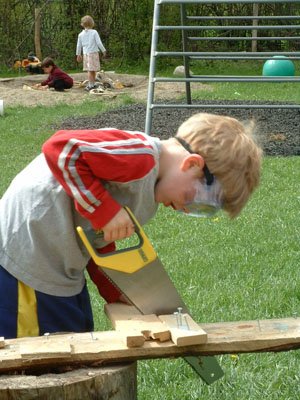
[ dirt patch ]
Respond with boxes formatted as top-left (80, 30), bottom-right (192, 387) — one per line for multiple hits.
top-left (0, 72), bottom-right (212, 108)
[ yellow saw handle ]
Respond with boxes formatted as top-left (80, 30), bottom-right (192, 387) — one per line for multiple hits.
top-left (76, 207), bottom-right (157, 273)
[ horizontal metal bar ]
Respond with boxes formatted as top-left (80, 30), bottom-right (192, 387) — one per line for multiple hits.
top-left (187, 16), bottom-right (300, 21)
top-left (188, 36), bottom-right (300, 41)
top-left (156, 24), bottom-right (300, 30)
top-left (153, 76), bottom-right (300, 82)
top-left (150, 103), bottom-right (300, 109)
top-left (188, 55), bottom-right (300, 60)
top-left (193, 76), bottom-right (300, 81)
top-left (158, 0), bottom-right (300, 4)
top-left (156, 51), bottom-right (300, 57)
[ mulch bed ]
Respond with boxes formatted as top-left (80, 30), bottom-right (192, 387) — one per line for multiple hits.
top-left (59, 101), bottom-right (300, 156)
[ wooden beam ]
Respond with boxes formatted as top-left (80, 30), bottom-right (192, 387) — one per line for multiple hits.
top-left (1, 316), bottom-right (300, 373)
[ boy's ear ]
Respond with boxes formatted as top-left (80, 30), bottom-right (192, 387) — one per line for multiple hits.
top-left (181, 154), bottom-right (205, 171)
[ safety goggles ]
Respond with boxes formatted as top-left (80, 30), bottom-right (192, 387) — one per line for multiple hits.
top-left (175, 137), bottom-right (224, 218)
top-left (182, 177), bottom-right (223, 217)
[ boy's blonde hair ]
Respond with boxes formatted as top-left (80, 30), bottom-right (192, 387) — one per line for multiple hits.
top-left (81, 15), bottom-right (95, 29)
top-left (176, 113), bottom-right (262, 218)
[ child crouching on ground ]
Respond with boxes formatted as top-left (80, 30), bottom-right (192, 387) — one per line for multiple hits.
top-left (34, 57), bottom-right (73, 92)
top-left (0, 113), bottom-right (262, 338)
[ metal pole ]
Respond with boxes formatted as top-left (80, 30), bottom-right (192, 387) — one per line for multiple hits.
top-left (180, 3), bottom-right (192, 104)
top-left (145, 0), bottom-right (161, 136)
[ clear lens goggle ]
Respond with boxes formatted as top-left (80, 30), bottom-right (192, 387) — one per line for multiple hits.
top-left (181, 178), bottom-right (223, 218)
top-left (175, 137), bottom-right (223, 218)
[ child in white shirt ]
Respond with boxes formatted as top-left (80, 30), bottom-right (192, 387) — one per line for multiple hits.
top-left (76, 15), bottom-right (107, 91)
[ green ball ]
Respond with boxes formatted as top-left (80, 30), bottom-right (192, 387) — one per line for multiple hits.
top-left (262, 56), bottom-right (295, 76)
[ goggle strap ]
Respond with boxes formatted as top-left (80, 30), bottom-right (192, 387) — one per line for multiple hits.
top-left (175, 136), bottom-right (193, 153)
top-left (175, 137), bottom-right (214, 185)
top-left (203, 165), bottom-right (214, 186)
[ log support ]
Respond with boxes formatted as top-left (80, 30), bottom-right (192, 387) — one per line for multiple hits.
top-left (0, 364), bottom-right (137, 400)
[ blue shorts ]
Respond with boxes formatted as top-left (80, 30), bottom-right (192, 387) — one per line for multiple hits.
top-left (0, 265), bottom-right (94, 339)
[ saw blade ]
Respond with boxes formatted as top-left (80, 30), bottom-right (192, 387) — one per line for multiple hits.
top-left (100, 256), bottom-right (224, 384)
top-left (101, 257), bottom-right (188, 315)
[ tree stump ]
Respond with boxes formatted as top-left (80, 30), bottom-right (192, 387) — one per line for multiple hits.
top-left (0, 362), bottom-right (137, 400)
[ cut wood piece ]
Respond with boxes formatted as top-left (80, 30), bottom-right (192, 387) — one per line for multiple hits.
top-left (0, 337), bottom-right (5, 349)
top-left (105, 303), bottom-right (171, 342)
top-left (167, 327), bottom-right (207, 347)
top-left (112, 314), bottom-right (171, 342)
top-left (159, 314), bottom-right (207, 346)
top-left (125, 332), bottom-right (145, 348)
top-left (149, 328), bottom-right (170, 342)
top-left (141, 330), bottom-right (151, 340)
top-left (104, 303), bottom-right (145, 348)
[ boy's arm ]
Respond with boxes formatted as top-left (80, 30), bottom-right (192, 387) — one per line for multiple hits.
top-left (42, 131), bottom-right (121, 229)
top-left (42, 129), bottom-right (155, 231)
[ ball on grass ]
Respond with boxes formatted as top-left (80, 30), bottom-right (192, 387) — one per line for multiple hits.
top-left (262, 56), bottom-right (295, 77)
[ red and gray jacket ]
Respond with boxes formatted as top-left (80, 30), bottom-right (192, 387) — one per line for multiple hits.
top-left (0, 129), bottom-right (160, 301)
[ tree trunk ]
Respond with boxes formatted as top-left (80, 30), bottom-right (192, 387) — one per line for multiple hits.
top-left (34, 7), bottom-right (42, 60)
top-left (0, 363), bottom-right (137, 400)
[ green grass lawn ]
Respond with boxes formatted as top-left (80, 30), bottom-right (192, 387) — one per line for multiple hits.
top-left (88, 156), bottom-right (300, 400)
top-left (191, 81), bottom-right (300, 104)
top-left (0, 78), bottom-right (299, 399)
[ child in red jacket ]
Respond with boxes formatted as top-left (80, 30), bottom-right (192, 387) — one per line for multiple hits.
top-left (0, 113), bottom-right (262, 338)
top-left (35, 57), bottom-right (73, 92)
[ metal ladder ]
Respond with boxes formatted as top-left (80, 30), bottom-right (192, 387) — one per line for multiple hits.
top-left (145, 0), bottom-right (300, 135)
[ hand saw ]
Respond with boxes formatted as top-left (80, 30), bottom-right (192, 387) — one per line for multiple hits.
top-left (77, 207), bottom-right (224, 384)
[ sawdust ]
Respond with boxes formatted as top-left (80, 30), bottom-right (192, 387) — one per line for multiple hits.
top-left (0, 72), bottom-right (212, 108)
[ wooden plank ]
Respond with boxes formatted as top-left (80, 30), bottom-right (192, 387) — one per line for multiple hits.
top-left (104, 304), bottom-right (141, 323)
top-left (0, 347), bottom-right (21, 362)
top-left (159, 314), bottom-right (207, 346)
top-left (20, 337), bottom-right (72, 359)
top-left (1, 317), bottom-right (300, 373)
top-left (105, 303), bottom-right (171, 342)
